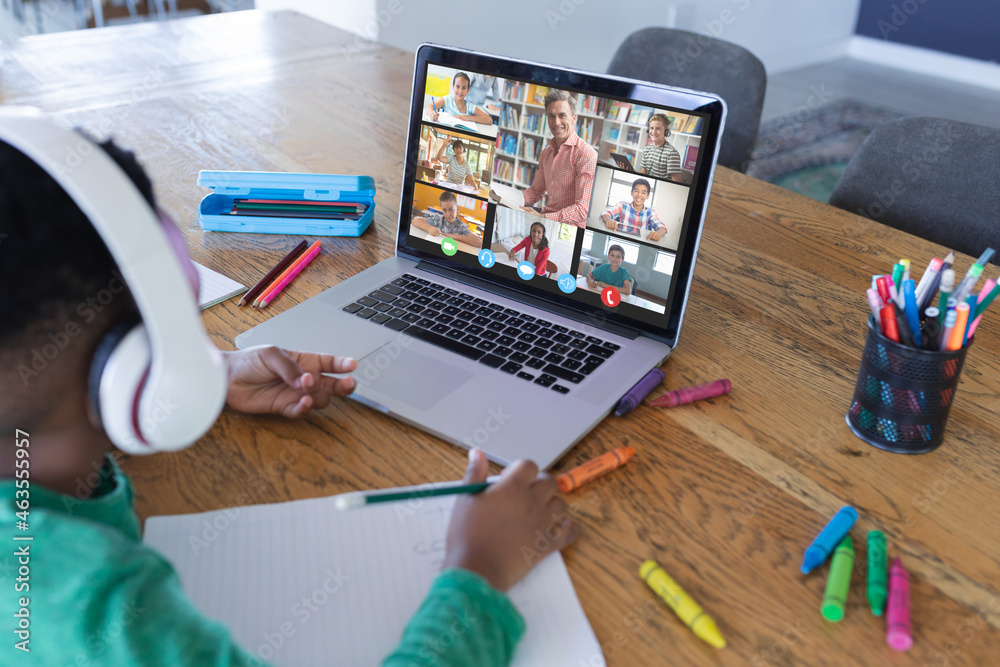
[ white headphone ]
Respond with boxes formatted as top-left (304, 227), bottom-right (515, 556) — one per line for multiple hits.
top-left (0, 107), bottom-right (228, 454)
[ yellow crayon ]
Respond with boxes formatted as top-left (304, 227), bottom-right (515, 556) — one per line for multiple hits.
top-left (639, 560), bottom-right (726, 649)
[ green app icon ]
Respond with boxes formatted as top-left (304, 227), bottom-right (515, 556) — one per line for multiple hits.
top-left (441, 237), bottom-right (458, 256)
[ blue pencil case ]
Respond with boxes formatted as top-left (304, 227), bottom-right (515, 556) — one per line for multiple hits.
top-left (196, 170), bottom-right (375, 236)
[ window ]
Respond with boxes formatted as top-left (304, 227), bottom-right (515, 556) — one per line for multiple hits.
top-left (653, 252), bottom-right (675, 275)
top-left (608, 238), bottom-right (639, 264)
top-left (557, 224), bottom-right (575, 242)
top-left (582, 230), bottom-right (593, 251)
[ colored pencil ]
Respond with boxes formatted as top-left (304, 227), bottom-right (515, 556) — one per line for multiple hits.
top-left (238, 240), bottom-right (307, 307)
top-left (253, 240), bottom-right (321, 307)
top-left (334, 480), bottom-right (493, 510)
top-left (259, 242), bottom-right (322, 308)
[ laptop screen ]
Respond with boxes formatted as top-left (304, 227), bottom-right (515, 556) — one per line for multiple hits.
top-left (398, 45), bottom-right (725, 343)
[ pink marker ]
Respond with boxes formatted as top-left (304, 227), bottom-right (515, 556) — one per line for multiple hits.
top-left (886, 557), bottom-right (913, 651)
top-left (966, 278), bottom-right (996, 339)
top-left (866, 288), bottom-right (884, 324)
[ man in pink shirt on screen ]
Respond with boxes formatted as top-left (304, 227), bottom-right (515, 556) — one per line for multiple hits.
top-left (520, 90), bottom-right (597, 227)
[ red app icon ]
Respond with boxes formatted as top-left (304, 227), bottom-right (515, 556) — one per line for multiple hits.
top-left (601, 286), bottom-right (621, 307)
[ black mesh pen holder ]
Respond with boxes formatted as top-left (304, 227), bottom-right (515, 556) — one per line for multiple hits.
top-left (846, 316), bottom-right (970, 454)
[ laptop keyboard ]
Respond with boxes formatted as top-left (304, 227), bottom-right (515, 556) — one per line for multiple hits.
top-left (342, 273), bottom-right (621, 394)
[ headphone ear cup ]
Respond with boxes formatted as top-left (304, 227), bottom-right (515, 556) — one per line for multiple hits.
top-left (88, 315), bottom-right (153, 455)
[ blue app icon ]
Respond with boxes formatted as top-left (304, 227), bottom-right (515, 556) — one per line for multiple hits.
top-left (516, 261), bottom-right (535, 280)
top-left (478, 248), bottom-right (496, 268)
top-left (557, 273), bottom-right (577, 294)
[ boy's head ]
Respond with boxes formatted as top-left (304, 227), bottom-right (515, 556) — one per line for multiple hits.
top-left (439, 191), bottom-right (458, 221)
top-left (647, 113), bottom-right (670, 145)
top-left (607, 245), bottom-right (625, 269)
top-left (543, 90), bottom-right (577, 143)
top-left (452, 72), bottom-right (471, 100)
top-left (0, 137), bottom-right (152, 431)
top-left (630, 179), bottom-right (651, 207)
top-left (0, 120), bottom-right (223, 456)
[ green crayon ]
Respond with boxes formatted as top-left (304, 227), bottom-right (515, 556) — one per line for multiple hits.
top-left (822, 535), bottom-right (855, 622)
top-left (867, 531), bottom-right (888, 616)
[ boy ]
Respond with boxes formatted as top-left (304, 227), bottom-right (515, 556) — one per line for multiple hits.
top-left (600, 178), bottom-right (668, 242)
top-left (436, 136), bottom-right (477, 188)
top-left (638, 113), bottom-right (683, 183)
top-left (586, 244), bottom-right (632, 296)
top-left (411, 190), bottom-right (483, 248)
top-left (0, 128), bottom-right (576, 665)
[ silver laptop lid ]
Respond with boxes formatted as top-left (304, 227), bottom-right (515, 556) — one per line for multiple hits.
top-left (397, 44), bottom-right (726, 347)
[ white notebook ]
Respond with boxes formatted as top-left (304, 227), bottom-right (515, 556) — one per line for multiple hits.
top-left (489, 182), bottom-right (526, 209)
top-left (144, 492), bottom-right (604, 666)
top-left (194, 262), bottom-right (245, 309)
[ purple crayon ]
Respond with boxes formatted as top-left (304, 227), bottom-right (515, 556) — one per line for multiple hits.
top-left (615, 368), bottom-right (665, 416)
top-left (650, 378), bottom-right (732, 408)
top-left (801, 506), bottom-right (859, 574)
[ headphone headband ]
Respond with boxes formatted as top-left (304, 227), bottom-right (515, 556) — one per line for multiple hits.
top-left (0, 107), bottom-right (227, 452)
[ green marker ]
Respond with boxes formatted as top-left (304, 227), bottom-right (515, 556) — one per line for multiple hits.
top-left (867, 531), bottom-right (887, 616)
top-left (891, 263), bottom-right (905, 305)
top-left (822, 535), bottom-right (854, 622)
top-left (441, 237), bottom-right (458, 256)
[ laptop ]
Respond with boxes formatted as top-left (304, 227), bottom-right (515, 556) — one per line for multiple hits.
top-left (235, 44), bottom-right (726, 470)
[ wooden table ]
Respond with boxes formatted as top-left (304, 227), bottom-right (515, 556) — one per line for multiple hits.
top-left (5, 11), bottom-right (1000, 665)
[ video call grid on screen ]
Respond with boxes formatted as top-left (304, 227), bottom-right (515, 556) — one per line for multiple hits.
top-left (402, 60), bottom-right (713, 328)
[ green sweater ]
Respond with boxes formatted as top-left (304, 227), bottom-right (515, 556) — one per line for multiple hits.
top-left (1, 456), bottom-right (524, 666)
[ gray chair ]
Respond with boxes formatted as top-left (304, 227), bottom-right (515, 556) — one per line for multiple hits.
top-left (608, 27), bottom-right (766, 173)
top-left (829, 117), bottom-right (1000, 263)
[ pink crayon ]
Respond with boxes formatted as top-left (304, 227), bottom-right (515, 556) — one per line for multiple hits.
top-left (886, 557), bottom-right (913, 651)
top-left (649, 379), bottom-right (732, 408)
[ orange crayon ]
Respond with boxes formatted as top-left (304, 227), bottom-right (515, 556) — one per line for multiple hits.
top-left (557, 446), bottom-right (635, 493)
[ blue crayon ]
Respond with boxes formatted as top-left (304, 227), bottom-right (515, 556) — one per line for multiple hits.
top-left (801, 506), bottom-right (859, 574)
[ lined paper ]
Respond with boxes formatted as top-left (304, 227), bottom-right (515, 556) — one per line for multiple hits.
top-left (194, 262), bottom-right (245, 309)
top-left (144, 493), bottom-right (604, 666)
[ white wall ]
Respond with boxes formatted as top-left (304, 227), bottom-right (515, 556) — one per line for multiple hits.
top-left (370, 0), bottom-right (862, 75)
top-left (255, 0), bottom-right (378, 38)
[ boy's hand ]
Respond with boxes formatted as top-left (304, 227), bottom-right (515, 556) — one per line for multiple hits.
top-left (427, 226), bottom-right (442, 237)
top-left (223, 346), bottom-right (357, 418)
top-left (443, 449), bottom-right (579, 592)
top-left (647, 228), bottom-right (664, 241)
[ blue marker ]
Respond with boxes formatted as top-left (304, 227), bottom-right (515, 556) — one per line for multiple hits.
top-left (801, 506), bottom-right (859, 574)
top-left (963, 294), bottom-right (978, 345)
top-left (903, 280), bottom-right (921, 348)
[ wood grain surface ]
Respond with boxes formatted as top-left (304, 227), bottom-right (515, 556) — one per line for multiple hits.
top-left (4, 10), bottom-right (999, 665)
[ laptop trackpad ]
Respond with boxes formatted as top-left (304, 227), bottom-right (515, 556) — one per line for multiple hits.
top-left (356, 344), bottom-right (473, 411)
